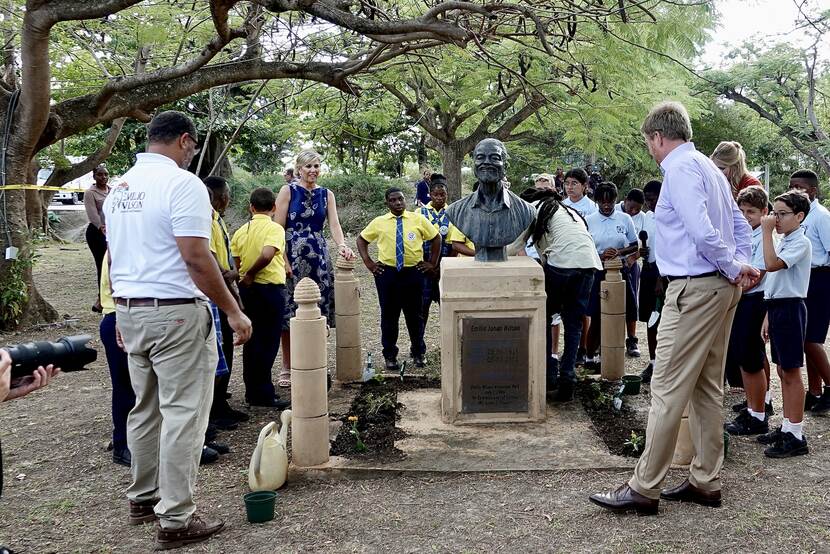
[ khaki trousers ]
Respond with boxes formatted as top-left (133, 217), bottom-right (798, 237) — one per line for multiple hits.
top-left (117, 301), bottom-right (217, 529)
top-left (629, 276), bottom-right (741, 499)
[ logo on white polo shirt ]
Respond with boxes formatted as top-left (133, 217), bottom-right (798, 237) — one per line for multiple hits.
top-left (109, 181), bottom-right (145, 213)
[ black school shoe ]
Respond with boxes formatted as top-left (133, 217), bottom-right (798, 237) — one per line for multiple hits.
top-left (625, 337), bottom-right (641, 358)
top-left (764, 431), bottom-right (809, 458)
top-left (731, 400), bottom-right (774, 416)
top-left (805, 393), bottom-right (821, 412)
top-left (200, 445), bottom-right (220, 465)
top-left (757, 426), bottom-right (783, 445)
top-left (811, 388), bottom-right (830, 415)
top-left (725, 410), bottom-right (768, 436)
top-left (113, 447), bottom-right (132, 467)
top-left (640, 362), bottom-right (654, 384)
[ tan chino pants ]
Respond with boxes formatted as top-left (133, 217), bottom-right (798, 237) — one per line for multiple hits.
top-left (117, 300), bottom-right (217, 529)
top-left (629, 275), bottom-right (741, 499)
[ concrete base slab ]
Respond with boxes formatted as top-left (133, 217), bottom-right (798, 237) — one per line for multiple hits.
top-left (291, 389), bottom-right (634, 481)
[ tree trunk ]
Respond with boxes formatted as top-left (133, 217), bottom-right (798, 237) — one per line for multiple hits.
top-left (417, 133), bottom-right (428, 168)
top-left (0, 157), bottom-right (59, 329)
top-left (440, 141), bottom-right (467, 201)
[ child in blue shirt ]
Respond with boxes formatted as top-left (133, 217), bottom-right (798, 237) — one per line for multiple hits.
top-left (725, 186), bottom-right (771, 436)
top-left (788, 169), bottom-right (830, 414)
top-left (759, 190), bottom-right (812, 458)
top-left (584, 182), bottom-right (638, 369)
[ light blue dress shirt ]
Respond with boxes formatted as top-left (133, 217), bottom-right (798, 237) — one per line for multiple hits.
top-left (653, 142), bottom-right (751, 280)
top-left (586, 210), bottom-right (638, 256)
top-left (800, 198), bottom-right (830, 267)
top-left (764, 229), bottom-right (811, 300)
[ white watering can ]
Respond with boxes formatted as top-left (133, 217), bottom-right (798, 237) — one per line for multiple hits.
top-left (248, 409), bottom-right (291, 491)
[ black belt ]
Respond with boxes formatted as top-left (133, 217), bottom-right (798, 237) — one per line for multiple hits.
top-left (665, 271), bottom-right (720, 282)
top-left (811, 266), bottom-right (830, 273)
top-left (116, 298), bottom-right (198, 307)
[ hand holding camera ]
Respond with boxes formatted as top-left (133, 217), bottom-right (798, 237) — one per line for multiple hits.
top-left (0, 335), bottom-right (97, 402)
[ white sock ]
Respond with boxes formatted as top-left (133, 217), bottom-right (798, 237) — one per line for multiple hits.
top-left (551, 354), bottom-right (559, 360)
top-left (649, 359), bottom-right (655, 365)
top-left (765, 390), bottom-right (772, 404)
top-left (747, 408), bottom-right (765, 421)
top-left (788, 420), bottom-right (804, 440)
top-left (781, 418), bottom-right (792, 434)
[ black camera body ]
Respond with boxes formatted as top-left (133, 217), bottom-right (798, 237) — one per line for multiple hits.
top-left (6, 335), bottom-right (97, 379)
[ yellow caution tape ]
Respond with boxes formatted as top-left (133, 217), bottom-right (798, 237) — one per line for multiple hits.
top-left (0, 184), bottom-right (87, 192)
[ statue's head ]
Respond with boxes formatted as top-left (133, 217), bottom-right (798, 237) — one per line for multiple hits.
top-left (473, 138), bottom-right (508, 186)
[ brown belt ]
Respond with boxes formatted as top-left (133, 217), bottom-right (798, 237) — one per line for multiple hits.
top-left (115, 297), bottom-right (198, 307)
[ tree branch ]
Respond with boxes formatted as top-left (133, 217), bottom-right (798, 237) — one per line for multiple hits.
top-left (43, 117), bottom-right (125, 188)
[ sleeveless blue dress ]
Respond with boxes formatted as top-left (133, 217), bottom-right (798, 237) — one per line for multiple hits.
top-left (283, 183), bottom-right (334, 329)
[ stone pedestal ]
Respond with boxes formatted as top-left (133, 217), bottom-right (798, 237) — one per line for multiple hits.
top-left (290, 278), bottom-right (330, 467)
top-left (439, 257), bottom-right (546, 424)
top-left (600, 258), bottom-right (625, 381)
top-left (334, 255), bottom-right (362, 382)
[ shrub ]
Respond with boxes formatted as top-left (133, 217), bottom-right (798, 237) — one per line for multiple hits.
top-left (319, 173), bottom-right (411, 236)
top-left (224, 171), bottom-right (412, 237)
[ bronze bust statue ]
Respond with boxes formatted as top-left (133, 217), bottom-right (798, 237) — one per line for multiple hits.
top-left (445, 138), bottom-right (535, 262)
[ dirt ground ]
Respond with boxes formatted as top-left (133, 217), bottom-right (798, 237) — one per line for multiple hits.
top-left (1, 241), bottom-right (829, 553)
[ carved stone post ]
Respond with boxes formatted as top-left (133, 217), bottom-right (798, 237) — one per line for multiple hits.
top-left (334, 255), bottom-right (362, 382)
top-left (600, 258), bottom-right (625, 381)
top-left (672, 403), bottom-right (694, 468)
top-left (290, 278), bottom-right (329, 467)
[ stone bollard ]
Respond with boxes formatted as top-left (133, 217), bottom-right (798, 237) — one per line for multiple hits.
top-left (334, 255), bottom-right (362, 382)
top-left (672, 402), bottom-right (694, 468)
top-left (290, 278), bottom-right (330, 467)
top-left (600, 258), bottom-right (625, 381)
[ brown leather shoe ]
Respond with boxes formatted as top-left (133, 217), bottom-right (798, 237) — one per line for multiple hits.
top-left (589, 484), bottom-right (659, 515)
top-left (128, 499), bottom-right (158, 525)
top-left (154, 513), bottom-right (225, 551)
top-left (660, 479), bottom-right (722, 507)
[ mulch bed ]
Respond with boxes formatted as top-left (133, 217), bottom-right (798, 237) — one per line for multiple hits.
top-left (576, 378), bottom-right (648, 457)
top-left (330, 375), bottom-right (439, 462)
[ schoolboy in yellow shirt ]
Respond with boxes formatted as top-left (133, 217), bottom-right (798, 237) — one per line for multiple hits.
top-left (357, 187), bottom-right (441, 370)
top-left (230, 187), bottom-right (290, 409)
top-left (204, 176), bottom-right (248, 428)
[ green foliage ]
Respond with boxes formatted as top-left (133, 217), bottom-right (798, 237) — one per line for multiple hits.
top-left (226, 168), bottom-right (282, 210)
top-left (364, 392), bottom-right (396, 417)
top-left (624, 431), bottom-right (645, 453)
top-left (0, 248), bottom-right (36, 328)
top-left (318, 173), bottom-right (410, 236)
top-left (702, 35), bottom-right (830, 177)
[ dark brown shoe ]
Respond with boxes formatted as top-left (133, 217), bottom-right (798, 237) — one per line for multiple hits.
top-left (589, 484), bottom-right (658, 515)
top-left (660, 479), bottom-right (722, 507)
top-left (128, 499), bottom-right (158, 525)
top-left (154, 513), bottom-right (225, 550)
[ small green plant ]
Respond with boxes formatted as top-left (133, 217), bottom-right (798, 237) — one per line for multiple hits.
top-left (364, 392), bottom-right (396, 417)
top-left (372, 370), bottom-right (385, 384)
top-left (347, 415), bottom-right (367, 452)
top-left (624, 431), bottom-right (645, 453)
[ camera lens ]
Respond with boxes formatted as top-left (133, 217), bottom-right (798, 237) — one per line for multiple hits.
top-left (7, 335), bottom-right (97, 379)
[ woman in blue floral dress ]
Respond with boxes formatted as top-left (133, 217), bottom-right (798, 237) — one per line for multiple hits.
top-left (275, 150), bottom-right (355, 387)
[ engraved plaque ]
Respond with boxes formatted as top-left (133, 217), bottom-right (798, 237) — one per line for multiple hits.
top-left (461, 317), bottom-right (529, 413)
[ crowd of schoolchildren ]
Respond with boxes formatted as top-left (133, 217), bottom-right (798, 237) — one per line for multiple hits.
top-left (373, 151), bottom-right (829, 460)
top-left (94, 146), bottom-right (828, 471)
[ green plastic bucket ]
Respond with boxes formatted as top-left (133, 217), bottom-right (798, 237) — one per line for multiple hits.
top-left (244, 491), bottom-right (277, 523)
top-left (622, 374), bottom-right (642, 395)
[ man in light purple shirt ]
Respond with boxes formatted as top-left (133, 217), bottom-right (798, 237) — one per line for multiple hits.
top-left (590, 101), bottom-right (758, 515)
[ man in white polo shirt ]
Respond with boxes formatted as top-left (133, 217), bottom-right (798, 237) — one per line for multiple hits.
top-left (104, 111), bottom-right (251, 551)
